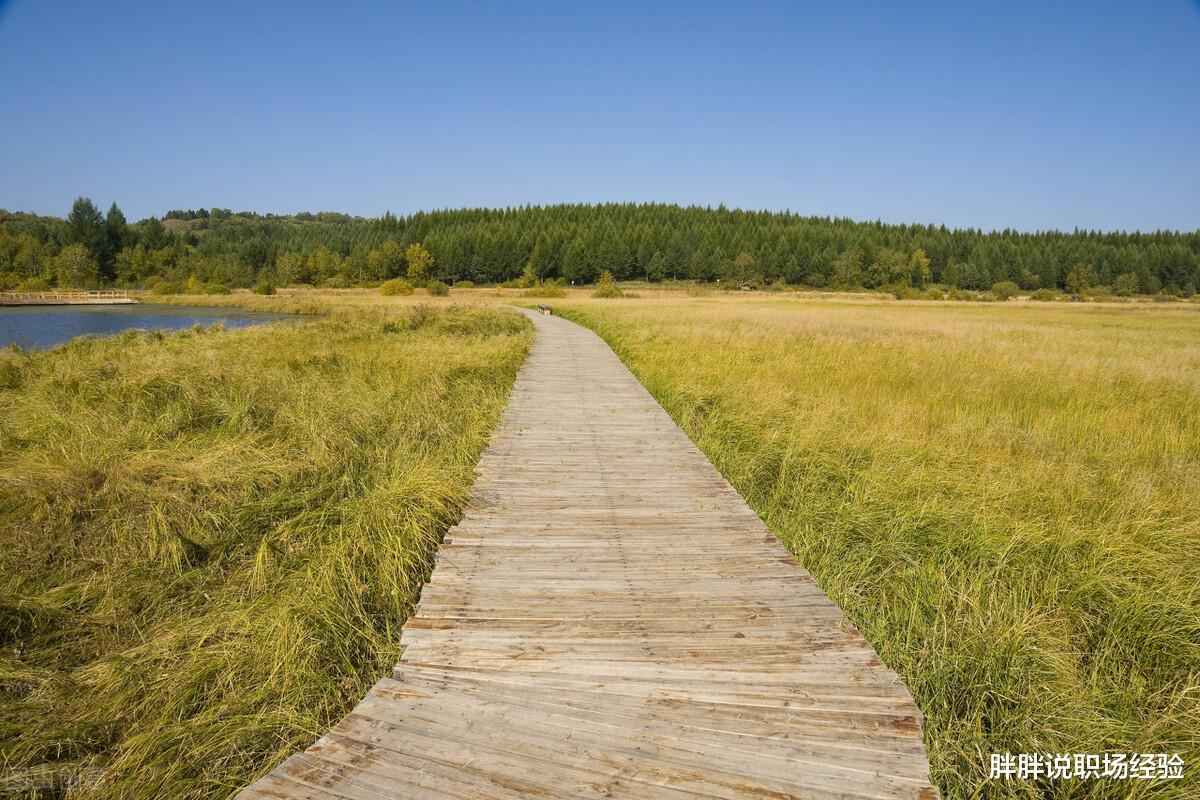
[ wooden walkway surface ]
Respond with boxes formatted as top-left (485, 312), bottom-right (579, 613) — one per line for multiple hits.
top-left (241, 310), bottom-right (938, 800)
top-left (0, 290), bottom-right (134, 305)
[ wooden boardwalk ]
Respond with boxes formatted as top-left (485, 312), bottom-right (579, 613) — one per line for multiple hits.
top-left (240, 310), bottom-right (938, 800)
top-left (0, 290), bottom-right (133, 305)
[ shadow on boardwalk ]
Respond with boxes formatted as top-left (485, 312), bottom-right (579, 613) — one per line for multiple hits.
top-left (241, 309), bottom-right (938, 799)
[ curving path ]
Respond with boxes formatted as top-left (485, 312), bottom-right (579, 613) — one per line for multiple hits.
top-left (240, 309), bottom-right (938, 799)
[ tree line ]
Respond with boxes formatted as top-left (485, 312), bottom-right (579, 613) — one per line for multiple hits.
top-left (2, 199), bottom-right (1197, 295)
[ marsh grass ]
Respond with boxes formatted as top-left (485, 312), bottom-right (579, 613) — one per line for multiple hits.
top-left (0, 304), bottom-right (531, 798)
top-left (556, 295), bottom-right (1200, 799)
top-left (522, 284), bottom-right (567, 299)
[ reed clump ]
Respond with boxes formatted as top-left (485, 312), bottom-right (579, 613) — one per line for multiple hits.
top-left (557, 294), bottom-right (1200, 799)
top-left (0, 305), bottom-right (532, 798)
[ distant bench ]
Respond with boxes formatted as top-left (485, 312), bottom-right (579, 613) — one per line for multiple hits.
top-left (536, 304), bottom-right (553, 316)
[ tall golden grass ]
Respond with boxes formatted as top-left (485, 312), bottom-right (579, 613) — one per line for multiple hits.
top-left (0, 304), bottom-right (531, 798)
top-left (555, 293), bottom-right (1200, 799)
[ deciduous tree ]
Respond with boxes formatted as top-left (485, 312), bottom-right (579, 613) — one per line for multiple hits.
top-left (723, 251), bottom-right (761, 289)
top-left (1066, 263), bottom-right (1096, 294)
top-left (54, 243), bottom-right (99, 288)
top-left (405, 242), bottom-right (434, 284)
top-left (909, 248), bottom-right (932, 287)
top-left (830, 247), bottom-right (863, 289)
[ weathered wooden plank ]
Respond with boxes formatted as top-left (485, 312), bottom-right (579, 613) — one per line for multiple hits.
top-left (238, 309), bottom-right (938, 799)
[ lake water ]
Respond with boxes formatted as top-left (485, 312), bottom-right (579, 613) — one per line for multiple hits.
top-left (0, 304), bottom-right (292, 350)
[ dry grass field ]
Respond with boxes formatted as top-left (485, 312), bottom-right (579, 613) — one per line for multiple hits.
top-left (4, 285), bottom-right (1197, 798)
top-left (0, 302), bottom-right (532, 798)
top-left (549, 291), bottom-right (1200, 799)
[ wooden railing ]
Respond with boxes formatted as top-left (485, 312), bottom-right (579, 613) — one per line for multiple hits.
top-left (0, 290), bottom-right (131, 301)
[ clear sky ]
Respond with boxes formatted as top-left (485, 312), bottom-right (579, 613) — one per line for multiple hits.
top-left (1, 0), bottom-right (1197, 231)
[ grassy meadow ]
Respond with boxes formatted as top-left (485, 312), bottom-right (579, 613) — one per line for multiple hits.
top-left (0, 301), bottom-right (532, 798)
top-left (3, 283), bottom-right (1197, 799)
top-left (551, 293), bottom-right (1200, 799)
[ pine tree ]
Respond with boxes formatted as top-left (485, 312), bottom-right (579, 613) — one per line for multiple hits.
top-left (2, 201), bottom-right (1194, 292)
top-left (646, 250), bottom-right (667, 282)
top-left (64, 197), bottom-right (105, 259)
top-left (138, 217), bottom-right (171, 251)
top-left (100, 202), bottom-right (128, 280)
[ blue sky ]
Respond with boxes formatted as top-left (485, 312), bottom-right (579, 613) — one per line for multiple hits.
top-left (1, 0), bottom-right (1197, 231)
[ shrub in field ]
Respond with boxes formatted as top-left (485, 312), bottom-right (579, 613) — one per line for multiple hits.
top-left (592, 270), bottom-right (624, 298)
top-left (253, 280), bottom-right (276, 295)
top-left (379, 278), bottom-right (414, 296)
top-left (991, 280), bottom-right (1019, 300)
top-left (925, 287), bottom-right (945, 300)
top-left (426, 279), bottom-right (449, 296)
top-left (455, 280), bottom-right (475, 289)
top-left (522, 278), bottom-right (566, 298)
top-left (0, 306), bottom-right (532, 799)
top-left (523, 283), bottom-right (566, 298)
top-left (1030, 288), bottom-right (1059, 301)
top-left (143, 275), bottom-right (180, 294)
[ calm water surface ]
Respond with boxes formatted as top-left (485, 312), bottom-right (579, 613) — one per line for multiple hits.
top-left (0, 304), bottom-right (292, 350)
